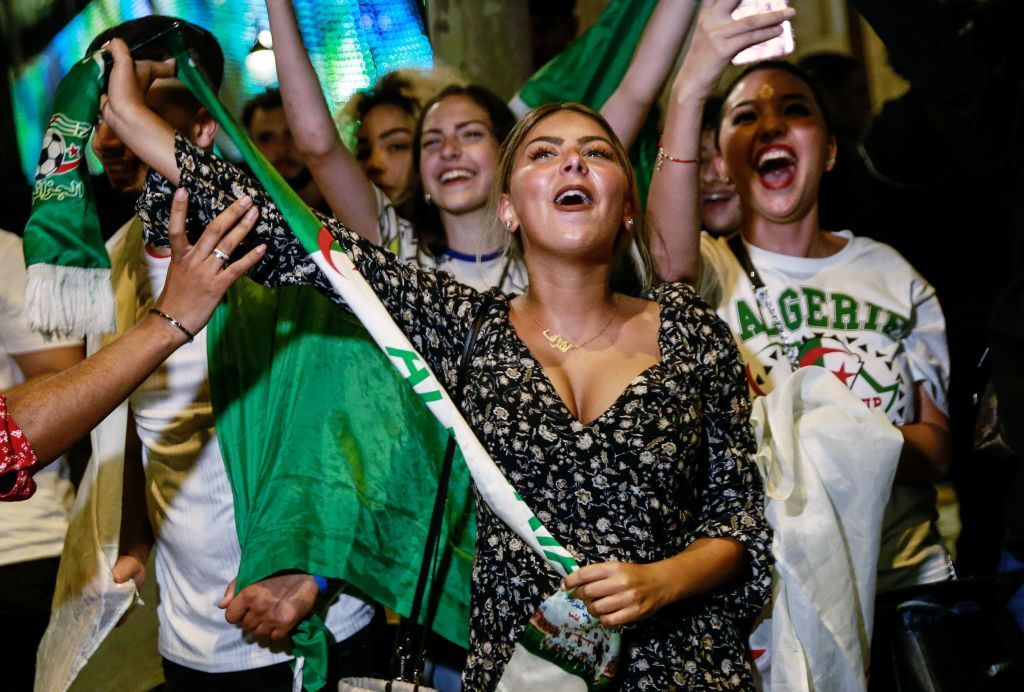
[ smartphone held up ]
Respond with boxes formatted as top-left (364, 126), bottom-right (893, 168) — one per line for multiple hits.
top-left (731, 0), bottom-right (795, 65)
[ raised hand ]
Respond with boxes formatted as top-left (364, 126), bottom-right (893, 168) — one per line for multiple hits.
top-left (152, 189), bottom-right (267, 343)
top-left (678, 0), bottom-right (796, 100)
top-left (100, 38), bottom-right (176, 122)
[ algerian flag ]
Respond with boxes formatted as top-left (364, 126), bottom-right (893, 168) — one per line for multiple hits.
top-left (207, 277), bottom-right (476, 689)
top-left (510, 0), bottom-right (660, 204)
top-left (22, 54), bottom-right (114, 337)
top-left (169, 34), bottom-right (621, 692)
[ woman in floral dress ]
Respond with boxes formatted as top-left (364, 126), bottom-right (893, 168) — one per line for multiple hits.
top-left (103, 35), bottom-right (775, 689)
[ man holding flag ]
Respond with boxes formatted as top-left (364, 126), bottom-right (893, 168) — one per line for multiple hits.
top-left (30, 17), bottom-right (381, 691)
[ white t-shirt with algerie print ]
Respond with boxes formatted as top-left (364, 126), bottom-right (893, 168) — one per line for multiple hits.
top-left (699, 230), bottom-right (952, 592)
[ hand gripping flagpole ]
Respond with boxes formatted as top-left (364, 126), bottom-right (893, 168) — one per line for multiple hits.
top-left (168, 38), bottom-right (579, 580)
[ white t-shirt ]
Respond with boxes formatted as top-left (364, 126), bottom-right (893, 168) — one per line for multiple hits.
top-left (130, 244), bottom-right (372, 672)
top-left (699, 230), bottom-right (952, 591)
top-left (0, 230), bottom-right (76, 566)
top-left (375, 187), bottom-right (528, 293)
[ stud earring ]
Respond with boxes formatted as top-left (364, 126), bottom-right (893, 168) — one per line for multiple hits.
top-left (424, 192), bottom-right (432, 204)
top-left (625, 218), bottom-right (635, 229)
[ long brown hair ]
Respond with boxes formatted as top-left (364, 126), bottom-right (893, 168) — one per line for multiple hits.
top-left (489, 102), bottom-right (654, 292)
top-left (406, 85), bottom-right (518, 258)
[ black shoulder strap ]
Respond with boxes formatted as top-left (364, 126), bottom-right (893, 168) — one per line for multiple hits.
top-left (727, 232), bottom-right (766, 291)
top-left (455, 292), bottom-right (494, 401)
top-left (726, 233), bottom-right (801, 372)
top-left (398, 292), bottom-right (494, 683)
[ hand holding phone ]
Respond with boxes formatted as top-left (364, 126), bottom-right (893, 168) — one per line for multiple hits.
top-left (731, 0), bottom-right (795, 65)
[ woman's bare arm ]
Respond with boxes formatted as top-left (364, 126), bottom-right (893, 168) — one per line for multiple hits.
top-left (265, 0), bottom-right (381, 242)
top-left (599, 0), bottom-right (700, 151)
top-left (647, 0), bottom-right (792, 283)
top-left (6, 193), bottom-right (264, 466)
top-left (896, 384), bottom-right (952, 483)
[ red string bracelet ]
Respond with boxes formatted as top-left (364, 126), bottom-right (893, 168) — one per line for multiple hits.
top-left (656, 139), bottom-right (698, 169)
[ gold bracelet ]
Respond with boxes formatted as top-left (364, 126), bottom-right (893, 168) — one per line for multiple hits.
top-left (149, 308), bottom-right (196, 343)
top-left (656, 140), bottom-right (698, 170)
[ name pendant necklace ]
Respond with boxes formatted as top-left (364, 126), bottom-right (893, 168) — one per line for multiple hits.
top-left (525, 295), bottom-right (618, 353)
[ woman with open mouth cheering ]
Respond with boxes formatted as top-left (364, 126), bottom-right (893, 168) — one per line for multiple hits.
top-left (649, 0), bottom-right (953, 596)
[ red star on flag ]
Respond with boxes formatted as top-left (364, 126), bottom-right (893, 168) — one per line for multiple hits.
top-left (67, 144), bottom-right (79, 157)
top-left (832, 362), bottom-right (857, 385)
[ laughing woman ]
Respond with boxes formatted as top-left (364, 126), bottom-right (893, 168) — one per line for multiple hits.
top-left (650, 0), bottom-right (953, 592)
top-left (102, 30), bottom-right (775, 689)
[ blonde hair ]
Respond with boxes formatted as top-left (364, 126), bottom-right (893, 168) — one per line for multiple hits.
top-left (489, 102), bottom-right (654, 292)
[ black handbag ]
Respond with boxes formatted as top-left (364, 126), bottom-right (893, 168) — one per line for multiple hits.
top-left (869, 573), bottom-right (1024, 692)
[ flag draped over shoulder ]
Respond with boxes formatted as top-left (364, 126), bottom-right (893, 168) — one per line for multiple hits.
top-left (207, 277), bottom-right (475, 665)
top-left (170, 32), bottom-right (609, 690)
top-left (22, 55), bottom-right (115, 337)
top-left (510, 0), bottom-right (660, 204)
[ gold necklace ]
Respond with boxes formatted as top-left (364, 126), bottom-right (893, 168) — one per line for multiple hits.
top-left (525, 295), bottom-right (618, 353)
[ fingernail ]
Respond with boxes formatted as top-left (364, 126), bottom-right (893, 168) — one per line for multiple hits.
top-left (255, 244), bottom-right (267, 254)
top-left (238, 195), bottom-right (253, 208)
top-left (174, 188), bottom-right (187, 200)
top-left (244, 208), bottom-right (258, 222)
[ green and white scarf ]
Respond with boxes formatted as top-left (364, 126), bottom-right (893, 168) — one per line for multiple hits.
top-left (23, 54), bottom-right (114, 337)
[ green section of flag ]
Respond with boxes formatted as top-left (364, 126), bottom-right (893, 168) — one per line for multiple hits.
top-left (207, 278), bottom-right (475, 644)
top-left (172, 36), bottom-right (474, 690)
top-left (515, 0), bottom-right (660, 204)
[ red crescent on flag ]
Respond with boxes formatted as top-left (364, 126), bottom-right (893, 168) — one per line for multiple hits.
top-left (798, 346), bottom-right (846, 368)
top-left (745, 364), bottom-right (767, 397)
top-left (317, 226), bottom-right (345, 277)
top-left (53, 159), bottom-right (80, 176)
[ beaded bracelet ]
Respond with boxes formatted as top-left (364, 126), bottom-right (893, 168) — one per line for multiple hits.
top-left (655, 140), bottom-right (698, 170)
top-left (149, 308), bottom-right (196, 343)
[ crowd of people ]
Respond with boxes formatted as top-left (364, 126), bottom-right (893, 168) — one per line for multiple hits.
top-left (1, 0), bottom-right (1022, 690)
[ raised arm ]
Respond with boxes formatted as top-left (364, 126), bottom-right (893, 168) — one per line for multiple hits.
top-left (2, 193), bottom-right (263, 480)
top-left (647, 0), bottom-right (793, 283)
top-left (265, 0), bottom-right (381, 241)
top-left (599, 0), bottom-right (700, 152)
top-left (136, 131), bottom-right (489, 396)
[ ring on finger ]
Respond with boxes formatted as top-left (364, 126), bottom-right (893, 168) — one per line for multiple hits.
top-left (212, 248), bottom-right (230, 262)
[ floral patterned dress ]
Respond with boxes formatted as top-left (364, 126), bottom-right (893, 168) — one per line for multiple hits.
top-left (137, 136), bottom-right (773, 691)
